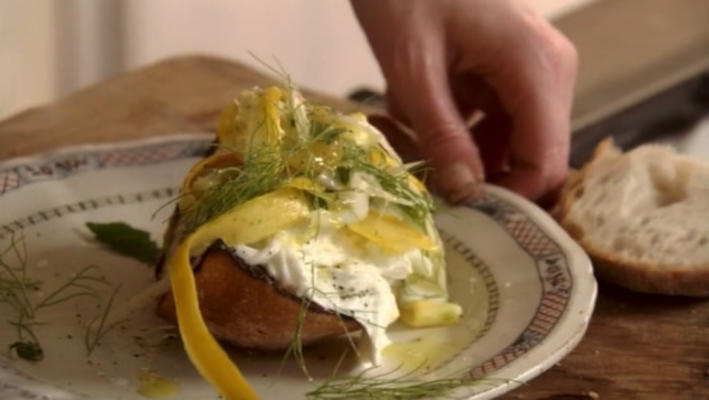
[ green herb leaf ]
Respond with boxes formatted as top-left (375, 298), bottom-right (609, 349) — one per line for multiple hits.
top-left (335, 166), bottom-right (351, 186)
top-left (10, 341), bottom-right (44, 361)
top-left (86, 222), bottom-right (160, 264)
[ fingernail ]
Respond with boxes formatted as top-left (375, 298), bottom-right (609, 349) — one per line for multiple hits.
top-left (443, 163), bottom-right (484, 203)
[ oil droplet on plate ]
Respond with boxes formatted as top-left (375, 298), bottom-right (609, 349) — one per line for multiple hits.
top-left (382, 333), bottom-right (468, 372)
top-left (137, 369), bottom-right (178, 398)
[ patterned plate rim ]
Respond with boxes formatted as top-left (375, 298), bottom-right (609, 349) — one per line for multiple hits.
top-left (0, 134), bottom-right (597, 400)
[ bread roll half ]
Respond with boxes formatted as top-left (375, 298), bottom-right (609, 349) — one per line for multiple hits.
top-left (559, 139), bottom-right (709, 296)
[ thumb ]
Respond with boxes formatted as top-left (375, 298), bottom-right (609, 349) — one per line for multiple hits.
top-left (390, 57), bottom-right (485, 203)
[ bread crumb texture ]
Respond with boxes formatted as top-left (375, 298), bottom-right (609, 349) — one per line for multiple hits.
top-left (561, 140), bottom-right (709, 296)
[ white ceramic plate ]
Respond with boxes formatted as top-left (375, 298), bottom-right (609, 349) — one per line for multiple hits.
top-left (0, 134), bottom-right (596, 400)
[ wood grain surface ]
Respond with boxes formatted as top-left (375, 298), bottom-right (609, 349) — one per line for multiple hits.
top-left (0, 56), bottom-right (361, 160)
top-left (1, 56), bottom-right (707, 400)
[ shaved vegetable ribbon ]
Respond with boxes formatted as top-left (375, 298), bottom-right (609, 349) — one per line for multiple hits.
top-left (167, 188), bottom-right (310, 400)
top-left (347, 211), bottom-right (437, 253)
top-left (168, 237), bottom-right (260, 400)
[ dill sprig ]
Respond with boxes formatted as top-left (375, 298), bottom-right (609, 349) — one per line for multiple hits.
top-left (340, 146), bottom-right (434, 229)
top-left (248, 52), bottom-right (293, 87)
top-left (281, 293), bottom-right (313, 380)
top-left (180, 145), bottom-right (285, 232)
top-left (85, 284), bottom-right (122, 355)
top-left (178, 82), bottom-right (433, 235)
top-left (0, 232), bottom-right (108, 361)
top-left (280, 272), bottom-right (363, 380)
top-left (280, 259), bottom-right (484, 400)
top-left (306, 366), bottom-right (487, 400)
top-left (178, 96), bottom-right (342, 232)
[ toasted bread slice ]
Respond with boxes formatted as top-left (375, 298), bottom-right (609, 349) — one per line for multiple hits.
top-left (558, 139), bottom-right (709, 296)
top-left (156, 147), bottom-right (362, 350)
top-left (157, 242), bottom-right (362, 350)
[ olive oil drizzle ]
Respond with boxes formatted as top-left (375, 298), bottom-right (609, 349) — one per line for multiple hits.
top-left (179, 87), bottom-right (434, 236)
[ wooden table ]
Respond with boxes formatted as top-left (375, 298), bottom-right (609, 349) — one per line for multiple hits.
top-left (1, 56), bottom-right (707, 399)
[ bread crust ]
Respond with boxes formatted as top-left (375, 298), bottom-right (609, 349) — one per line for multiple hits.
top-left (558, 139), bottom-right (709, 297)
top-left (157, 242), bottom-right (362, 351)
top-left (586, 250), bottom-right (709, 296)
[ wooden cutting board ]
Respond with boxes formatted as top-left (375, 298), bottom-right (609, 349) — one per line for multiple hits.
top-left (1, 55), bottom-right (707, 400)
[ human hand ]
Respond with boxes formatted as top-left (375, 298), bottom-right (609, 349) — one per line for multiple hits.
top-left (351, 0), bottom-right (577, 203)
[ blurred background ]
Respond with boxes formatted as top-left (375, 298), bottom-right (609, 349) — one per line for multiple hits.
top-left (1, 0), bottom-right (591, 120)
top-left (2, 0), bottom-right (708, 161)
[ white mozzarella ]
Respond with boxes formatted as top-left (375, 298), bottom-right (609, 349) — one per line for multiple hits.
top-left (230, 209), bottom-right (435, 364)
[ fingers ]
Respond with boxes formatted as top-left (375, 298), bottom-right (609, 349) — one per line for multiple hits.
top-left (483, 19), bottom-right (578, 200)
top-left (353, 0), bottom-right (578, 203)
top-left (386, 45), bottom-right (486, 203)
top-left (352, 0), bottom-right (487, 202)
top-left (450, 75), bottom-right (513, 180)
top-left (471, 108), bottom-right (511, 180)
top-left (494, 97), bottom-right (569, 200)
